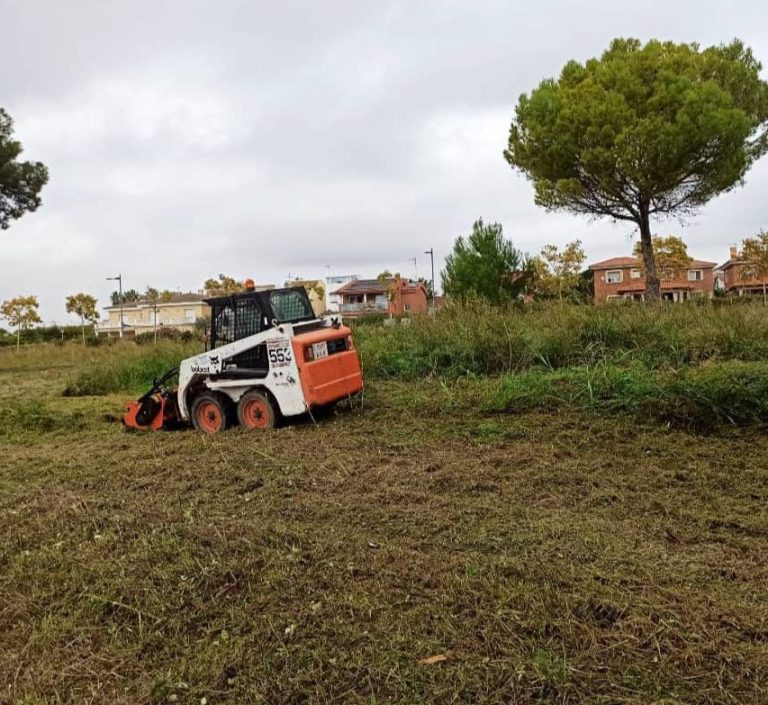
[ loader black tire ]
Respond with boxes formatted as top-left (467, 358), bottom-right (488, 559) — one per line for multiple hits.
top-left (237, 390), bottom-right (278, 430)
top-left (191, 391), bottom-right (233, 433)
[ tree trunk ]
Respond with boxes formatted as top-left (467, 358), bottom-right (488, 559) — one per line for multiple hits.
top-left (16, 327), bottom-right (20, 352)
top-left (81, 316), bottom-right (86, 346)
top-left (638, 208), bottom-right (660, 302)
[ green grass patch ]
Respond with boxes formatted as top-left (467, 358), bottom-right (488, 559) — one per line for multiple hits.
top-left (487, 361), bottom-right (768, 430)
top-left (62, 342), bottom-right (197, 396)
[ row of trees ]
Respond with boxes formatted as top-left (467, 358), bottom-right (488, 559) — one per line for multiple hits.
top-left (441, 219), bottom-right (590, 304)
top-left (0, 293), bottom-right (100, 349)
top-left (441, 219), bottom-right (768, 305)
top-left (1, 277), bottom-right (256, 351)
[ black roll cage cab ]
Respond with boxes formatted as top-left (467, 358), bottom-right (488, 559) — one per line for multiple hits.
top-left (204, 287), bottom-right (316, 351)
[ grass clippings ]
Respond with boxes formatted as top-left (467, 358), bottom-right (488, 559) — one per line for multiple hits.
top-left (1, 347), bottom-right (767, 704)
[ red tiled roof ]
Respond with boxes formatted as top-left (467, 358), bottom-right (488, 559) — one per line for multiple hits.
top-left (718, 258), bottom-right (750, 271)
top-left (334, 278), bottom-right (427, 295)
top-left (589, 257), bottom-right (639, 270)
top-left (334, 279), bottom-right (388, 295)
top-left (590, 257), bottom-right (716, 270)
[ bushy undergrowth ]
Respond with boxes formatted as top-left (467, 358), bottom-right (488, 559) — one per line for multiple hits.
top-left (134, 328), bottom-right (198, 345)
top-left (487, 360), bottom-right (768, 430)
top-left (63, 343), bottom-right (197, 396)
top-left (354, 301), bottom-right (768, 378)
top-left (57, 302), bottom-right (768, 429)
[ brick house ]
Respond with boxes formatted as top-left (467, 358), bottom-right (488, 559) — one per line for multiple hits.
top-left (718, 246), bottom-right (768, 297)
top-left (333, 278), bottom-right (429, 317)
top-left (589, 256), bottom-right (716, 304)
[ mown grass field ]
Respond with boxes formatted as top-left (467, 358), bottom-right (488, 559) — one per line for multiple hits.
top-left (1, 308), bottom-right (767, 704)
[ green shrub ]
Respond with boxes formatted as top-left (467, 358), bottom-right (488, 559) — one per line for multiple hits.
top-left (135, 328), bottom-right (198, 345)
top-left (63, 342), bottom-right (197, 396)
top-left (353, 300), bottom-right (768, 379)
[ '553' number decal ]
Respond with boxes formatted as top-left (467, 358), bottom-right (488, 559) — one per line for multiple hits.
top-left (267, 339), bottom-right (292, 367)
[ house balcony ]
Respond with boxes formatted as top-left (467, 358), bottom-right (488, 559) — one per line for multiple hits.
top-left (340, 302), bottom-right (389, 315)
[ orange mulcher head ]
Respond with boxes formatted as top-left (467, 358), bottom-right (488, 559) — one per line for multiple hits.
top-left (122, 368), bottom-right (182, 431)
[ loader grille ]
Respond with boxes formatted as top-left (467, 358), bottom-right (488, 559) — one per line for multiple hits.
top-left (210, 298), bottom-right (264, 348)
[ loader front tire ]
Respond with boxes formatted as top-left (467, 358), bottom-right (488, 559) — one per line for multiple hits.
top-left (191, 391), bottom-right (233, 433)
top-left (237, 390), bottom-right (277, 430)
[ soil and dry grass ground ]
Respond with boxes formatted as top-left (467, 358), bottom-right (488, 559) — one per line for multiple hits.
top-left (1, 344), bottom-right (767, 704)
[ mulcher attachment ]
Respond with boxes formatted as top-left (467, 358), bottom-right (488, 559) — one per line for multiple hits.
top-left (123, 368), bottom-right (182, 431)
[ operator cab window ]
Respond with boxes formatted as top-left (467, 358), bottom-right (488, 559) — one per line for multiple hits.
top-left (214, 305), bottom-right (235, 345)
top-left (211, 298), bottom-right (263, 347)
top-left (234, 297), bottom-right (263, 340)
top-left (270, 290), bottom-right (314, 322)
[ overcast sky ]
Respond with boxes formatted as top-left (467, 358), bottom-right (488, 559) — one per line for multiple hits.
top-left (1, 0), bottom-right (767, 322)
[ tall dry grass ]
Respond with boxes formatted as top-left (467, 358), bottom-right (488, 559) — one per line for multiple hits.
top-left (353, 300), bottom-right (768, 378)
top-left (61, 341), bottom-right (199, 396)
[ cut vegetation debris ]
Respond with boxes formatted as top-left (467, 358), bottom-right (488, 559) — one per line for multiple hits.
top-left (2, 305), bottom-right (768, 704)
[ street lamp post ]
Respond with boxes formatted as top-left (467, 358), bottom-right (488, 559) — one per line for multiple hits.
top-left (424, 248), bottom-right (435, 309)
top-left (106, 274), bottom-right (124, 338)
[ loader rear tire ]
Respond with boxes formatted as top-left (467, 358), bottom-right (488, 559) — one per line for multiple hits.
top-left (191, 391), bottom-right (233, 433)
top-left (237, 390), bottom-right (277, 430)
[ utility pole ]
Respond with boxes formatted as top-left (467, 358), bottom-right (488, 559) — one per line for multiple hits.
top-left (424, 248), bottom-right (435, 309)
top-left (106, 274), bottom-right (124, 338)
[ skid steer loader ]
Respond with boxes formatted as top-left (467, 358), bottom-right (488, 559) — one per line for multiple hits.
top-left (123, 286), bottom-right (363, 433)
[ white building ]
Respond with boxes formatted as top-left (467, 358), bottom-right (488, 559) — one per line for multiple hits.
top-left (326, 274), bottom-right (360, 312)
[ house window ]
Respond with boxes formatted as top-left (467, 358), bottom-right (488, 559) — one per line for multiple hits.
top-left (606, 270), bottom-right (622, 284)
top-left (687, 270), bottom-right (703, 281)
top-left (184, 309), bottom-right (195, 323)
top-left (630, 269), bottom-right (641, 280)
